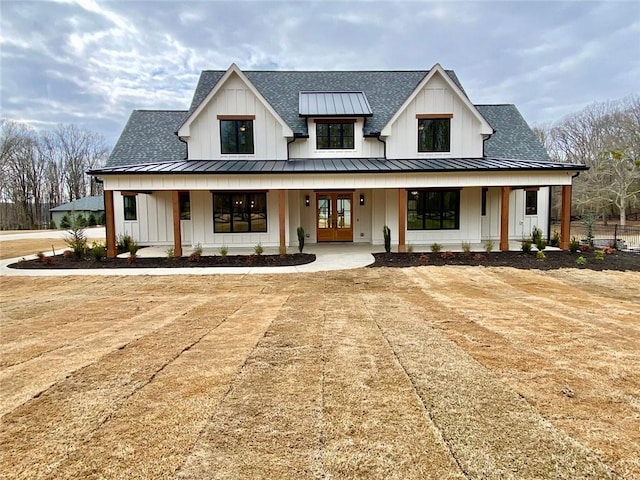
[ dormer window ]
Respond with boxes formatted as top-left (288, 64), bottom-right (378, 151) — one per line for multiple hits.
top-left (417, 114), bottom-right (452, 152)
top-left (218, 115), bottom-right (254, 154)
top-left (315, 119), bottom-right (355, 150)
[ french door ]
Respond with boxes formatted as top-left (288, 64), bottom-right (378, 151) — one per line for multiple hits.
top-left (316, 192), bottom-right (353, 242)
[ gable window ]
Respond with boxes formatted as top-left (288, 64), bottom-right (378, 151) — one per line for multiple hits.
top-left (123, 195), bottom-right (137, 221)
top-left (417, 114), bottom-right (451, 152)
top-left (213, 192), bottom-right (267, 233)
top-left (179, 192), bottom-right (191, 220)
top-left (407, 189), bottom-right (460, 230)
top-left (219, 116), bottom-right (254, 154)
top-left (315, 120), bottom-right (355, 149)
top-left (525, 190), bottom-right (538, 215)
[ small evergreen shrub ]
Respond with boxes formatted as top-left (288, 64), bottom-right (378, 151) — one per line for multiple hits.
top-left (88, 213), bottom-right (97, 227)
top-left (550, 230), bottom-right (560, 247)
top-left (383, 225), bottom-right (391, 253)
top-left (49, 220), bottom-right (57, 230)
top-left (128, 239), bottom-right (139, 255)
top-left (97, 212), bottom-right (105, 225)
top-left (536, 250), bottom-right (546, 261)
top-left (484, 239), bottom-right (494, 253)
top-left (75, 214), bottom-right (88, 227)
top-left (531, 226), bottom-right (543, 245)
top-left (116, 234), bottom-right (135, 254)
top-left (521, 238), bottom-right (533, 253)
top-left (297, 226), bottom-right (305, 253)
top-left (219, 245), bottom-right (228, 257)
top-left (576, 255), bottom-right (587, 267)
top-left (64, 220), bottom-right (87, 259)
top-left (535, 237), bottom-right (547, 252)
top-left (569, 236), bottom-right (580, 253)
top-left (60, 215), bottom-right (71, 229)
top-left (430, 243), bottom-right (442, 253)
top-left (90, 241), bottom-right (106, 261)
top-left (166, 247), bottom-right (175, 260)
top-left (127, 253), bottom-right (137, 264)
top-left (254, 242), bottom-right (264, 255)
top-left (461, 241), bottom-right (472, 256)
top-left (194, 243), bottom-right (203, 256)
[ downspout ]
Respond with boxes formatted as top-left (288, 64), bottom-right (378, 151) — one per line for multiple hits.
top-left (374, 133), bottom-right (387, 159)
top-left (175, 132), bottom-right (189, 160)
top-left (287, 137), bottom-right (296, 161)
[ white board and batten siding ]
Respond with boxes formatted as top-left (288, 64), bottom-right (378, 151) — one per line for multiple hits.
top-left (186, 73), bottom-right (288, 160)
top-left (385, 72), bottom-right (485, 159)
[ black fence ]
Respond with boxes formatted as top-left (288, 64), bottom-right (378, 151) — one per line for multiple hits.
top-left (553, 223), bottom-right (640, 251)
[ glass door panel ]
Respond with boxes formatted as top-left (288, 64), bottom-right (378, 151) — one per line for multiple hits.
top-left (316, 192), bottom-right (353, 242)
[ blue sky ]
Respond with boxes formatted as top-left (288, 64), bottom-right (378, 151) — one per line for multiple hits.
top-left (1, 0), bottom-right (639, 148)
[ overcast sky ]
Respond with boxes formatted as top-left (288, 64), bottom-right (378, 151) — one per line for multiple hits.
top-left (1, 0), bottom-right (639, 148)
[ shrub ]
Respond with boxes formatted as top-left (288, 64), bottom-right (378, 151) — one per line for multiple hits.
top-left (531, 225), bottom-right (543, 244)
top-left (583, 213), bottom-right (595, 246)
top-left (88, 213), bottom-right (97, 227)
top-left (550, 230), bottom-right (560, 247)
top-left (75, 214), bottom-right (88, 227)
top-left (90, 241), bottom-right (106, 261)
top-left (484, 239), bottom-right (494, 253)
top-left (63, 249), bottom-right (73, 258)
top-left (64, 220), bottom-right (87, 259)
top-left (166, 247), bottom-right (175, 260)
top-left (297, 226), bottom-right (305, 253)
top-left (569, 236), bottom-right (580, 253)
top-left (60, 214), bottom-right (71, 229)
top-left (49, 219), bottom-right (57, 230)
top-left (254, 242), bottom-right (264, 255)
top-left (576, 255), bottom-right (587, 267)
top-left (461, 241), bottom-right (472, 256)
top-left (116, 234), bottom-right (135, 254)
top-left (594, 250), bottom-right (605, 261)
top-left (473, 253), bottom-right (486, 262)
top-left (441, 251), bottom-right (455, 260)
top-left (127, 253), bottom-right (137, 264)
top-left (430, 243), bottom-right (442, 253)
top-left (418, 253), bottom-right (429, 264)
top-left (521, 238), bottom-right (533, 253)
top-left (36, 251), bottom-right (45, 262)
top-left (602, 246), bottom-right (615, 254)
top-left (188, 252), bottom-right (200, 262)
top-left (128, 239), bottom-right (139, 255)
top-left (536, 250), bottom-right (546, 261)
top-left (97, 212), bottom-right (105, 225)
top-left (383, 225), bottom-right (391, 253)
top-left (219, 245), bottom-right (228, 257)
top-left (535, 237), bottom-right (547, 252)
top-left (194, 243), bottom-right (203, 256)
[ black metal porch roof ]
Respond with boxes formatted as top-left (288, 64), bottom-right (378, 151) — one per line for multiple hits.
top-left (90, 157), bottom-right (587, 176)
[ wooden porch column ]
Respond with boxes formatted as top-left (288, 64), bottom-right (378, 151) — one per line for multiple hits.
top-left (398, 188), bottom-right (406, 252)
top-left (104, 190), bottom-right (117, 258)
top-left (560, 184), bottom-right (572, 250)
top-left (500, 186), bottom-right (510, 251)
top-left (172, 190), bottom-right (182, 257)
top-left (278, 189), bottom-right (286, 251)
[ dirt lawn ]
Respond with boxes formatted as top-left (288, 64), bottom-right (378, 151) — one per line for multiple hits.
top-left (1, 267), bottom-right (638, 479)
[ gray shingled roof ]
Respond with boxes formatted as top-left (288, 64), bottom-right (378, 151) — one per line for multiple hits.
top-left (92, 157), bottom-right (585, 176)
top-left (477, 104), bottom-right (551, 161)
top-left (50, 195), bottom-right (104, 212)
top-left (105, 70), bottom-right (552, 168)
top-left (108, 110), bottom-right (187, 166)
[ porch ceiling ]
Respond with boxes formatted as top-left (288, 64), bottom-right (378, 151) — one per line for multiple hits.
top-left (91, 157), bottom-right (587, 176)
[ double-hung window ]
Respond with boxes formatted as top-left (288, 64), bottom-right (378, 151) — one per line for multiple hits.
top-left (417, 114), bottom-right (452, 152)
top-left (407, 189), bottom-right (460, 230)
top-left (525, 190), bottom-right (538, 215)
top-left (316, 120), bottom-right (355, 149)
top-left (213, 192), bottom-right (267, 233)
top-left (219, 116), bottom-right (254, 154)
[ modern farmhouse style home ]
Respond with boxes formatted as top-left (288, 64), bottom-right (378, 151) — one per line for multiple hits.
top-left (91, 63), bottom-right (586, 257)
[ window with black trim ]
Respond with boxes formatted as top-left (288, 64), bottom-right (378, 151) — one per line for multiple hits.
top-left (481, 188), bottom-right (488, 216)
top-left (213, 192), bottom-right (267, 233)
top-left (407, 189), bottom-right (460, 230)
top-left (123, 195), bottom-right (137, 221)
top-left (220, 119), bottom-right (254, 154)
top-left (418, 118), bottom-right (450, 152)
top-left (525, 190), bottom-right (538, 215)
top-left (316, 122), bottom-right (354, 149)
top-left (179, 192), bottom-right (191, 220)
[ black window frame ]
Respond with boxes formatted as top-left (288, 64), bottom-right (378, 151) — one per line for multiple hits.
top-left (316, 121), bottom-right (355, 150)
top-left (179, 192), bottom-right (191, 220)
top-left (407, 189), bottom-right (460, 230)
top-left (525, 190), bottom-right (538, 215)
top-left (123, 195), bottom-right (137, 221)
top-left (418, 118), bottom-right (451, 152)
top-left (481, 187), bottom-right (488, 216)
top-left (220, 119), bottom-right (254, 154)
top-left (212, 192), bottom-right (267, 233)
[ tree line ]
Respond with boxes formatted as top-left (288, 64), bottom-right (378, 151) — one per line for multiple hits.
top-left (0, 120), bottom-right (109, 230)
top-left (534, 95), bottom-right (640, 225)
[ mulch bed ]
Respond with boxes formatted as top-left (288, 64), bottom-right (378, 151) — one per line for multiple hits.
top-left (370, 250), bottom-right (640, 271)
top-left (8, 250), bottom-right (640, 271)
top-left (9, 253), bottom-right (316, 269)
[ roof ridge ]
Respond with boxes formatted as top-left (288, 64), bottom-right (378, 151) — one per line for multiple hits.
top-left (133, 109), bottom-right (188, 112)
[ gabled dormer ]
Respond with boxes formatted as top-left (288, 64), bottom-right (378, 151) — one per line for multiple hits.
top-left (381, 63), bottom-right (493, 159)
top-left (177, 64), bottom-right (293, 160)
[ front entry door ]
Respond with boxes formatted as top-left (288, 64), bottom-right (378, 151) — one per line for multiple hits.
top-left (317, 192), bottom-right (353, 242)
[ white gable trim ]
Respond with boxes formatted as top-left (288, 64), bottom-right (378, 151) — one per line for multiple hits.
top-left (380, 63), bottom-right (493, 137)
top-left (178, 64), bottom-right (293, 138)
